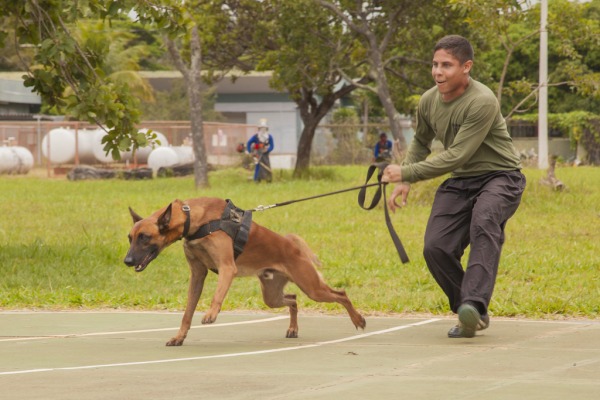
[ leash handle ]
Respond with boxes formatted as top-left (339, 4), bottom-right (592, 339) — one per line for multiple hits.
top-left (357, 163), bottom-right (386, 210)
top-left (357, 162), bottom-right (410, 264)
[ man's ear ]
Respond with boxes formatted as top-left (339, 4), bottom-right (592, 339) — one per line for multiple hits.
top-left (129, 207), bottom-right (143, 223)
top-left (157, 204), bottom-right (173, 234)
top-left (463, 60), bottom-right (473, 74)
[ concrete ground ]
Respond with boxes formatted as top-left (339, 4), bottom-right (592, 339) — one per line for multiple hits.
top-left (1, 311), bottom-right (599, 400)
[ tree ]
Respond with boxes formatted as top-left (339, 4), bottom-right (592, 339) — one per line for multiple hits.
top-left (164, 23), bottom-right (210, 187)
top-left (0, 0), bottom-right (252, 188)
top-left (451, 0), bottom-right (600, 118)
top-left (0, 0), bottom-right (149, 159)
top-left (59, 19), bottom-right (157, 112)
top-left (249, 0), bottom-right (365, 176)
top-left (139, 82), bottom-right (223, 122)
top-left (157, 1), bottom-right (258, 187)
top-left (451, 0), bottom-right (538, 107)
top-left (318, 0), bottom-right (469, 153)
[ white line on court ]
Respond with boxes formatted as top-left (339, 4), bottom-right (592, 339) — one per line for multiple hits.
top-left (0, 315), bottom-right (289, 343)
top-left (0, 318), bottom-right (440, 376)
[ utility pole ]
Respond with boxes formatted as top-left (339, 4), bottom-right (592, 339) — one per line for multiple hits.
top-left (538, 0), bottom-right (549, 169)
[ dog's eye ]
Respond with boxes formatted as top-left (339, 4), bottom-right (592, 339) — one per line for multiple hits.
top-left (128, 234), bottom-right (132, 244)
top-left (138, 233), bottom-right (150, 244)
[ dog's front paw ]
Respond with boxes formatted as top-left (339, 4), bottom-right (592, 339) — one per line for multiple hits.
top-left (285, 328), bottom-right (298, 338)
top-left (201, 314), bottom-right (217, 324)
top-left (166, 337), bottom-right (185, 346)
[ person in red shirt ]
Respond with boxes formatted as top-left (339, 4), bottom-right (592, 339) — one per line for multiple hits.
top-left (246, 121), bottom-right (274, 183)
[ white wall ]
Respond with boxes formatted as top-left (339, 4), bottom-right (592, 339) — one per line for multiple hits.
top-left (216, 102), bottom-right (299, 154)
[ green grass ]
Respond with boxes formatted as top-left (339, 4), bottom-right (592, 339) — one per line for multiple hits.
top-left (0, 165), bottom-right (598, 320)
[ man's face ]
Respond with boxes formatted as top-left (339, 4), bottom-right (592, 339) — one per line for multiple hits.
top-left (431, 49), bottom-right (472, 102)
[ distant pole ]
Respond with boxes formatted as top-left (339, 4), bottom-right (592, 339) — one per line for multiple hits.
top-left (538, 0), bottom-right (549, 169)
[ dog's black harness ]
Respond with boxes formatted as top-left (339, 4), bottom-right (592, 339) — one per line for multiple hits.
top-left (181, 199), bottom-right (252, 259)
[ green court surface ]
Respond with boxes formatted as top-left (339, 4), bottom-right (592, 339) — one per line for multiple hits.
top-left (1, 311), bottom-right (599, 399)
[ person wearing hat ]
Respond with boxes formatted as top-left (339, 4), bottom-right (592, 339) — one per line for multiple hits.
top-left (374, 132), bottom-right (393, 162)
top-left (246, 120), bottom-right (274, 183)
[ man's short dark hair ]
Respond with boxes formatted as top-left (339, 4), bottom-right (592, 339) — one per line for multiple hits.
top-left (434, 35), bottom-right (474, 64)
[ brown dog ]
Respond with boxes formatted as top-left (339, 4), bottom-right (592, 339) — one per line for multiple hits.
top-left (124, 197), bottom-right (366, 346)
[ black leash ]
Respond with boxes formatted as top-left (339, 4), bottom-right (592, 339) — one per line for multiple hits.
top-left (357, 164), bottom-right (410, 264)
top-left (251, 182), bottom-right (381, 211)
top-left (251, 163), bottom-right (410, 264)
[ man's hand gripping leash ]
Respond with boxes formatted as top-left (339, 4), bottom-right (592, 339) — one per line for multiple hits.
top-left (381, 164), bottom-right (411, 213)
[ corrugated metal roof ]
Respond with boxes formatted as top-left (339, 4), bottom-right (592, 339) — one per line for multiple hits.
top-left (0, 73), bottom-right (41, 105)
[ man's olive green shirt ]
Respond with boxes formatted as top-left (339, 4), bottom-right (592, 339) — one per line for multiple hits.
top-left (401, 79), bottom-right (521, 183)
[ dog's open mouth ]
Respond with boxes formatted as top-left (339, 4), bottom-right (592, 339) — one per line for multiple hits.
top-left (134, 251), bottom-right (158, 272)
top-left (135, 264), bottom-right (147, 272)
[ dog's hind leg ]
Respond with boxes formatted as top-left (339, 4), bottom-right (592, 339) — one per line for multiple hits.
top-left (290, 262), bottom-right (366, 331)
top-left (259, 272), bottom-right (299, 338)
top-left (285, 234), bottom-right (366, 331)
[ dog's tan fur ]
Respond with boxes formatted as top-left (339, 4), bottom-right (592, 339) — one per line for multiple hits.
top-left (124, 197), bottom-right (366, 346)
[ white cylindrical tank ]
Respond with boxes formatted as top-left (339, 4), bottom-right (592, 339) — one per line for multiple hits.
top-left (120, 129), bottom-right (169, 164)
top-left (41, 128), bottom-right (96, 164)
top-left (147, 147), bottom-right (179, 174)
top-left (75, 129), bottom-right (96, 164)
top-left (171, 146), bottom-right (195, 164)
top-left (41, 128), bottom-right (75, 164)
top-left (0, 146), bottom-right (34, 174)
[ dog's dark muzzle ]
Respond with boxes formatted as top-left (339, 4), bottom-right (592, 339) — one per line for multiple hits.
top-left (124, 246), bottom-right (158, 272)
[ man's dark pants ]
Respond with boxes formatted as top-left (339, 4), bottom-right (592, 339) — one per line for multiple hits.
top-left (423, 170), bottom-right (526, 315)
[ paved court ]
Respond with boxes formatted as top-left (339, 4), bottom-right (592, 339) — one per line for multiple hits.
top-left (1, 311), bottom-right (599, 399)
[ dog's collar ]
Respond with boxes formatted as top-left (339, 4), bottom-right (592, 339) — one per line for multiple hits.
top-left (181, 204), bottom-right (191, 239)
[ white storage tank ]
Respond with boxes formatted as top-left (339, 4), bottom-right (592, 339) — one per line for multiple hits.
top-left (147, 147), bottom-right (179, 174)
top-left (41, 128), bottom-right (95, 164)
top-left (41, 128), bottom-right (74, 164)
top-left (75, 129), bottom-right (96, 163)
top-left (0, 146), bottom-right (34, 174)
top-left (171, 146), bottom-right (195, 164)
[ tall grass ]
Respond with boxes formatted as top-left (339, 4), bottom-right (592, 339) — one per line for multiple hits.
top-left (0, 165), bottom-right (598, 319)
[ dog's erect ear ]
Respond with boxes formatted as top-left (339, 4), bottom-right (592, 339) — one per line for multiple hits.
top-left (129, 207), bottom-right (143, 223)
top-left (157, 203), bottom-right (173, 234)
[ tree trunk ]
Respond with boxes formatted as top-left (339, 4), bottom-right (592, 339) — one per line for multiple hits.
top-left (380, 92), bottom-right (407, 154)
top-left (373, 54), bottom-right (407, 154)
top-left (293, 85), bottom-right (355, 177)
top-left (188, 26), bottom-right (209, 188)
top-left (294, 120), bottom-right (320, 176)
top-left (497, 47), bottom-right (513, 105)
top-left (165, 26), bottom-right (209, 189)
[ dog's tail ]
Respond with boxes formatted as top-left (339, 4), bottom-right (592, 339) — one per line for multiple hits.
top-left (285, 234), bottom-right (322, 268)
